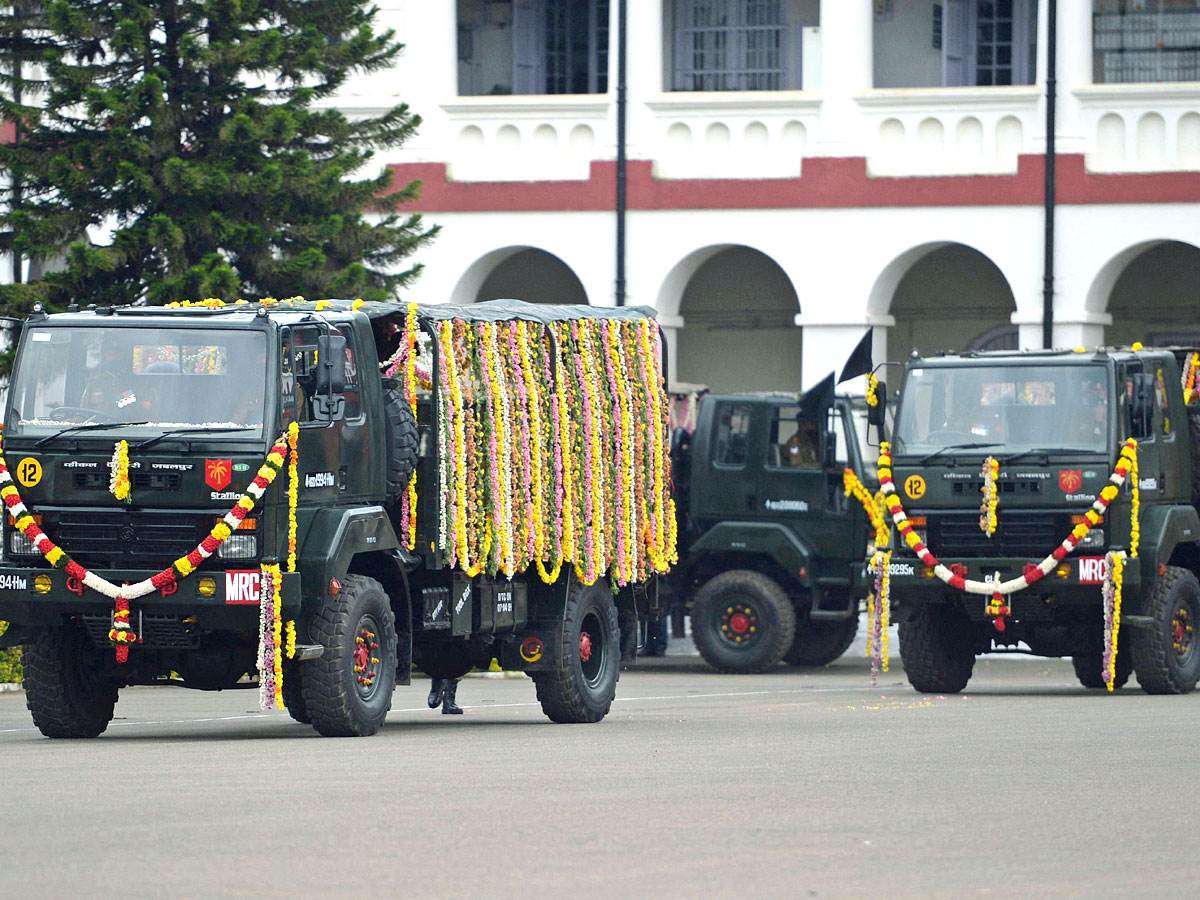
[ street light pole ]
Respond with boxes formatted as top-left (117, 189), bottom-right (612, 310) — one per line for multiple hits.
top-left (1042, 0), bottom-right (1057, 349)
top-left (615, 0), bottom-right (627, 307)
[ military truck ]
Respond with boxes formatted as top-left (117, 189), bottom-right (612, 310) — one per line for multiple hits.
top-left (665, 382), bottom-right (873, 673)
top-left (0, 298), bottom-right (675, 737)
top-left (883, 345), bottom-right (1200, 694)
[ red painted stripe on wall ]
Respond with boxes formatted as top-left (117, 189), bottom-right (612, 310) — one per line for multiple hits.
top-left (387, 155), bottom-right (1200, 212)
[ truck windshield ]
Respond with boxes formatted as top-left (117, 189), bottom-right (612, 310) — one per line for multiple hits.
top-left (5, 326), bottom-right (268, 440)
top-left (893, 363), bottom-right (1110, 456)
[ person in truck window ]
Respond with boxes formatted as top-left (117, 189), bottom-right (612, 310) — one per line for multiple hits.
top-left (781, 419), bottom-right (821, 467)
top-left (81, 341), bottom-right (152, 419)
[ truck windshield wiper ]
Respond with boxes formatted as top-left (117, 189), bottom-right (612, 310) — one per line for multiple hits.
top-left (36, 421), bottom-right (150, 448)
top-left (999, 447), bottom-right (1062, 465)
top-left (919, 442), bottom-right (1001, 465)
top-left (133, 427), bottom-right (253, 452)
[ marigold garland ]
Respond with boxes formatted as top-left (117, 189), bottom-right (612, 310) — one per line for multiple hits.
top-left (866, 372), bottom-right (879, 408)
top-left (1102, 551), bottom-right (1125, 692)
top-left (979, 455), bottom-right (999, 537)
top-left (409, 311), bottom-right (673, 586)
top-left (109, 440), bottom-right (131, 504)
top-left (878, 439), bottom-right (1139, 602)
top-left (287, 422), bottom-right (299, 572)
top-left (843, 468), bottom-right (888, 548)
top-left (0, 430), bottom-right (292, 605)
top-left (258, 563), bottom-right (284, 710)
top-left (865, 549), bottom-right (892, 684)
top-left (1183, 352), bottom-right (1200, 404)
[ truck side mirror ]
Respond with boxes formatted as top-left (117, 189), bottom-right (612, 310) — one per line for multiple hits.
top-left (312, 333), bottom-right (348, 422)
top-left (314, 334), bottom-right (347, 395)
top-left (822, 431), bottom-right (837, 468)
top-left (867, 380), bottom-right (886, 429)
top-left (1130, 373), bottom-right (1154, 439)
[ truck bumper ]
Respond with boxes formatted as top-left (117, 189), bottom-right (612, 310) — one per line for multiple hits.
top-left (886, 554), bottom-right (1144, 614)
top-left (0, 564), bottom-right (302, 628)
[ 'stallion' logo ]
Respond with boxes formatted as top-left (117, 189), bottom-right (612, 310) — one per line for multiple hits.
top-left (205, 458), bottom-right (232, 491)
top-left (1058, 469), bottom-right (1083, 493)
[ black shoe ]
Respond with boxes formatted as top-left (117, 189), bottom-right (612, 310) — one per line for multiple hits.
top-left (441, 679), bottom-right (463, 715)
top-left (427, 678), bottom-right (444, 709)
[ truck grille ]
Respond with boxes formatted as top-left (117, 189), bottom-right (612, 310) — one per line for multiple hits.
top-left (12, 509), bottom-right (218, 571)
top-left (924, 512), bottom-right (1071, 558)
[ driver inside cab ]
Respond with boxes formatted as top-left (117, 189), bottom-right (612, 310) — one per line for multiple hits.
top-left (781, 419), bottom-right (821, 467)
top-left (80, 341), bottom-right (152, 419)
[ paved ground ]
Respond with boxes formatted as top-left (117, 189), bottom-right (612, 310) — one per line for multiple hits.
top-left (0, 651), bottom-right (1194, 900)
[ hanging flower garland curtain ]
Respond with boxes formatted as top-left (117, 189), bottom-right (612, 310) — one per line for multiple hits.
top-left (418, 314), bottom-right (675, 587)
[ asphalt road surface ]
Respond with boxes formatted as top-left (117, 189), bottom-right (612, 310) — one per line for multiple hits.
top-left (0, 653), bottom-right (1195, 900)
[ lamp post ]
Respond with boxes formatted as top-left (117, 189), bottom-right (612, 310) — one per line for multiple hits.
top-left (1042, 0), bottom-right (1057, 349)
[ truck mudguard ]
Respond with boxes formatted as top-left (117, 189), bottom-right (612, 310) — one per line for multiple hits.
top-left (297, 505), bottom-right (402, 598)
top-left (689, 521), bottom-right (815, 587)
top-left (1139, 503), bottom-right (1200, 577)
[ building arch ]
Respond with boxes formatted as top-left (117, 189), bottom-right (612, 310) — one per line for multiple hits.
top-left (659, 245), bottom-right (802, 392)
top-left (450, 246), bottom-right (589, 306)
top-left (870, 242), bottom-right (1017, 361)
top-left (1090, 240), bottom-right (1200, 346)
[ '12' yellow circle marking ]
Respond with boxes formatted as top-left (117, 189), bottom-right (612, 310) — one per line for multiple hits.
top-left (904, 475), bottom-right (926, 500)
top-left (16, 457), bottom-right (43, 488)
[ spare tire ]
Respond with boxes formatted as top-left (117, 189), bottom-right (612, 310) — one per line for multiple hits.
top-left (382, 384), bottom-right (419, 504)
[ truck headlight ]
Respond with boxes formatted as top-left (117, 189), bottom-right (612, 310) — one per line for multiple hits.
top-left (1077, 528), bottom-right (1106, 550)
top-left (218, 534), bottom-right (257, 559)
top-left (8, 529), bottom-right (36, 557)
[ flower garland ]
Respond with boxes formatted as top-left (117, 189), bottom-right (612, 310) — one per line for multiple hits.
top-left (258, 562), bottom-right (284, 710)
top-left (0, 430), bottom-right (292, 604)
top-left (109, 440), bottom-right (131, 504)
top-left (865, 549), bottom-right (892, 685)
top-left (397, 303), bottom-right (420, 550)
top-left (1102, 551), bottom-right (1125, 692)
top-left (287, 422), bottom-right (299, 572)
top-left (979, 455), bottom-right (999, 537)
top-left (866, 373), bottom-right (879, 408)
top-left (419, 312), bottom-right (673, 586)
top-left (1183, 352), bottom-right (1200, 404)
top-left (878, 439), bottom-right (1139, 605)
top-left (1129, 448), bottom-right (1140, 558)
top-left (108, 597), bottom-right (136, 663)
top-left (843, 468), bottom-right (888, 548)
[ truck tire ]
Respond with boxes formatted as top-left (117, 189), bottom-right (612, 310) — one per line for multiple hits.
top-left (301, 575), bottom-right (397, 736)
top-left (281, 659), bottom-right (311, 724)
top-left (690, 570), bottom-right (796, 674)
top-left (382, 386), bottom-right (419, 505)
top-left (22, 624), bottom-right (119, 739)
top-left (784, 612), bottom-right (860, 667)
top-left (532, 579), bottom-right (620, 723)
top-left (898, 603), bottom-right (975, 693)
top-left (1071, 648), bottom-right (1132, 690)
top-left (1130, 565), bottom-right (1200, 694)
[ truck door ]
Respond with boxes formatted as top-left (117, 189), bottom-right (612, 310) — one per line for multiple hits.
top-left (282, 324), bottom-right (370, 504)
top-left (690, 400), bottom-right (758, 526)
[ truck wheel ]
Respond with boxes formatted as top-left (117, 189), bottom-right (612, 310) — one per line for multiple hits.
top-left (302, 575), bottom-right (397, 736)
top-left (22, 623), bottom-right (119, 739)
top-left (784, 613), bottom-right (860, 667)
top-left (281, 660), bottom-right (311, 724)
top-left (898, 603), bottom-right (975, 693)
top-left (690, 570), bottom-right (796, 674)
top-left (1131, 565), bottom-right (1200, 694)
top-left (382, 386), bottom-right (419, 505)
top-left (532, 579), bottom-right (620, 723)
top-left (1071, 649), bottom-right (1132, 690)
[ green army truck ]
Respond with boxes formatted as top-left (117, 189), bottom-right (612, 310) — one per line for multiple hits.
top-left (0, 298), bottom-right (675, 737)
top-left (884, 345), bottom-right (1200, 694)
top-left (666, 381), bottom-right (873, 673)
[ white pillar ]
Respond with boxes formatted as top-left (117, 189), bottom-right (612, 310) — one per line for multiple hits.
top-left (1036, 0), bottom-right (1093, 156)
top-left (815, 0), bottom-right (873, 157)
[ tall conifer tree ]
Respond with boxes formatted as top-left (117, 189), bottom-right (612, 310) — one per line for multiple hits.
top-left (0, 0), bottom-right (437, 309)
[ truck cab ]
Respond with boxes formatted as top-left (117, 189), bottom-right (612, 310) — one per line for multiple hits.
top-left (669, 390), bottom-right (871, 673)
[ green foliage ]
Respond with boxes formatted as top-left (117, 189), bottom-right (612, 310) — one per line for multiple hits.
top-left (0, 622), bottom-right (20, 684)
top-left (0, 0), bottom-right (438, 311)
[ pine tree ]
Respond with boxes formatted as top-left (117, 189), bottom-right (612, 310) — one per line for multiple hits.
top-left (0, 0), bottom-right (438, 310)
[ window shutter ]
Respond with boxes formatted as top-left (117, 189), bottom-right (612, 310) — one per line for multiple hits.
top-left (942, 0), bottom-right (968, 87)
top-left (513, 0), bottom-right (544, 94)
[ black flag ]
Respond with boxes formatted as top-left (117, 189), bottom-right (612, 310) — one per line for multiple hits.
top-left (837, 329), bottom-right (873, 384)
top-left (798, 372), bottom-right (835, 419)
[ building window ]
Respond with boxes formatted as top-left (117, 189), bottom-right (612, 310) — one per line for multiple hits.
top-left (458, 0), bottom-right (609, 96)
top-left (874, 0), bottom-right (1037, 89)
top-left (672, 0), bottom-right (812, 91)
top-left (1093, 1), bottom-right (1200, 84)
